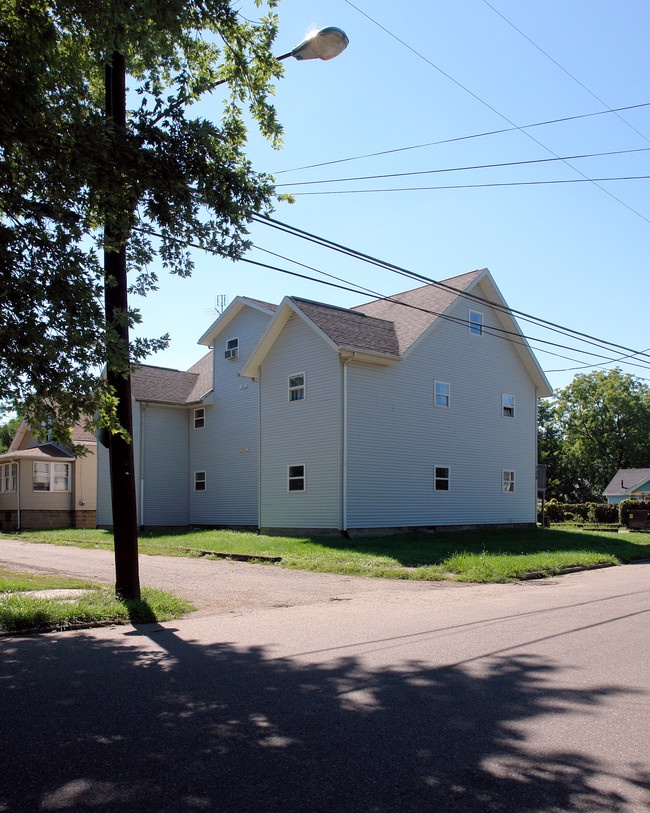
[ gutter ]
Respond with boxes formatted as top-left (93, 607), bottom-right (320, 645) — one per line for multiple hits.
top-left (341, 353), bottom-right (357, 533)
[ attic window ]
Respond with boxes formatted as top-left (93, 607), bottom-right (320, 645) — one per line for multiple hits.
top-left (194, 408), bottom-right (205, 429)
top-left (469, 310), bottom-right (483, 336)
top-left (289, 373), bottom-right (305, 402)
top-left (225, 338), bottom-right (239, 360)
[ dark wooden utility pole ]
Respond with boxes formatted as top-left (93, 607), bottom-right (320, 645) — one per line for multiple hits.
top-left (104, 50), bottom-right (141, 600)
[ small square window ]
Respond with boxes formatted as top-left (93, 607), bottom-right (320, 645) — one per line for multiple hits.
top-left (469, 310), bottom-right (483, 336)
top-left (194, 408), bottom-right (205, 429)
top-left (288, 464), bottom-right (305, 492)
top-left (434, 380), bottom-right (450, 408)
top-left (289, 373), bottom-right (305, 402)
top-left (503, 470), bottom-right (515, 493)
top-left (434, 465), bottom-right (450, 491)
top-left (502, 394), bottom-right (515, 418)
top-left (195, 471), bottom-right (206, 492)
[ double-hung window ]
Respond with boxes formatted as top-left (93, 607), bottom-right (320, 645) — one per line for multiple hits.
top-left (194, 471), bottom-right (206, 492)
top-left (194, 408), bottom-right (205, 429)
top-left (502, 470), bottom-right (515, 493)
top-left (1, 463), bottom-right (17, 493)
top-left (469, 309), bottom-right (483, 336)
top-left (434, 380), bottom-right (450, 408)
top-left (502, 394), bottom-right (515, 418)
top-left (33, 462), bottom-right (70, 492)
top-left (289, 373), bottom-right (305, 402)
top-left (288, 465), bottom-right (305, 492)
top-left (225, 338), bottom-right (239, 360)
top-left (433, 465), bottom-right (450, 491)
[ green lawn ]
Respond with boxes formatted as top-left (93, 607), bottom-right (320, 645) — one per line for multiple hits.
top-left (5, 525), bottom-right (649, 583)
top-left (0, 565), bottom-right (193, 633)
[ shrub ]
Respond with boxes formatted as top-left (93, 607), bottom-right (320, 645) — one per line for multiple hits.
top-left (618, 499), bottom-right (650, 527)
top-left (539, 501), bottom-right (618, 524)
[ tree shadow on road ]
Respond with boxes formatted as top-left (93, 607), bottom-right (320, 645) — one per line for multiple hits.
top-left (1, 624), bottom-right (647, 812)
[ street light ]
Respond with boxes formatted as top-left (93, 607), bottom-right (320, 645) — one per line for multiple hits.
top-left (277, 27), bottom-right (349, 62)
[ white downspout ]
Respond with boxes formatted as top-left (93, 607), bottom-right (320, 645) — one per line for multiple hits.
top-left (257, 371), bottom-right (262, 531)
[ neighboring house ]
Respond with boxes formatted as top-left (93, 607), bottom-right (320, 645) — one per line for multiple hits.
top-left (0, 419), bottom-right (97, 531)
top-left (97, 271), bottom-right (552, 533)
top-left (603, 469), bottom-right (650, 504)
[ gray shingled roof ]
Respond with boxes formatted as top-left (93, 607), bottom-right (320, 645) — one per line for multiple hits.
top-left (290, 298), bottom-right (400, 357)
top-left (603, 468), bottom-right (650, 497)
top-left (131, 351), bottom-right (213, 405)
top-left (352, 270), bottom-right (484, 355)
top-left (0, 444), bottom-right (74, 463)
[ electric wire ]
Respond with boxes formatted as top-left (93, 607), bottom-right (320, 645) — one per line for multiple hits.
top-left (273, 102), bottom-right (650, 175)
top-left (251, 214), bottom-right (650, 365)
top-left (274, 147), bottom-right (650, 188)
top-left (479, 0), bottom-right (650, 147)
top-left (133, 224), bottom-right (650, 377)
top-left (288, 176), bottom-right (650, 196)
top-left (342, 1), bottom-right (650, 225)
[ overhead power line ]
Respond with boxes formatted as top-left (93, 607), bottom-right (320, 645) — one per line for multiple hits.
top-left (342, 1), bottom-right (650, 225)
top-left (274, 147), bottom-right (650, 188)
top-left (288, 176), bottom-right (650, 196)
top-left (273, 102), bottom-right (650, 175)
top-left (133, 223), bottom-right (650, 378)
top-left (251, 214), bottom-right (650, 366)
top-left (479, 0), bottom-right (650, 147)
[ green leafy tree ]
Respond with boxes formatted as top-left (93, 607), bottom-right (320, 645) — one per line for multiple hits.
top-left (554, 369), bottom-right (650, 499)
top-left (0, 416), bottom-right (21, 453)
top-left (1, 0), bottom-right (285, 595)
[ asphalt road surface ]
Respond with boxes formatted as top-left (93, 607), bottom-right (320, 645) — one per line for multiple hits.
top-left (1, 540), bottom-right (649, 812)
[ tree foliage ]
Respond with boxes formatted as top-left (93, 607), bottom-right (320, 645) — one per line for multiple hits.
top-left (0, 416), bottom-right (21, 453)
top-left (0, 0), bottom-right (283, 442)
top-left (541, 369), bottom-right (650, 501)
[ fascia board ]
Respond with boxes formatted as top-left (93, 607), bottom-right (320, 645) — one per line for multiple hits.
top-left (479, 272), bottom-right (553, 398)
top-left (197, 297), bottom-right (274, 347)
top-left (7, 420), bottom-right (30, 452)
top-left (240, 298), bottom-right (340, 379)
top-left (339, 348), bottom-right (400, 366)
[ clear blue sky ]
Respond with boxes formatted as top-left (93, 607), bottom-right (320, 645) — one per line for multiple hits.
top-left (132, 0), bottom-right (650, 394)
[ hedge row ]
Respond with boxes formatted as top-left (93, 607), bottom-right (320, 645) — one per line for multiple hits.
top-left (617, 499), bottom-right (650, 526)
top-left (538, 502), bottom-right (619, 524)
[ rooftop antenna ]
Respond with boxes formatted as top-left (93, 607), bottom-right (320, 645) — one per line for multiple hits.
top-left (215, 294), bottom-right (227, 315)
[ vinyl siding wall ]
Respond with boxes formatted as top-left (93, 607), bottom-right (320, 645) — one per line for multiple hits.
top-left (140, 405), bottom-right (189, 526)
top-left (259, 313), bottom-right (342, 529)
top-left (345, 293), bottom-right (537, 528)
top-left (189, 307), bottom-right (271, 525)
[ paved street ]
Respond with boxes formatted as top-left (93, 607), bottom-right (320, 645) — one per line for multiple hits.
top-left (1, 540), bottom-right (649, 812)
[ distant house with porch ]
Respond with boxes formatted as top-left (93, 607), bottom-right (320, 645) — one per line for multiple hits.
top-left (603, 468), bottom-right (650, 505)
top-left (0, 419), bottom-right (97, 531)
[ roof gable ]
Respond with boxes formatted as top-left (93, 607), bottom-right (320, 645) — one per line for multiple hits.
top-left (198, 296), bottom-right (276, 348)
top-left (131, 351), bottom-right (213, 405)
top-left (603, 468), bottom-right (650, 497)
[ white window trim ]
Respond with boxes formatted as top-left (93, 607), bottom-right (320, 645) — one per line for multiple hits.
top-left (502, 469), bottom-right (515, 494)
top-left (32, 462), bottom-right (71, 493)
top-left (469, 309), bottom-right (484, 336)
top-left (225, 337), bottom-right (239, 360)
top-left (433, 464), bottom-right (450, 492)
top-left (434, 380), bottom-right (450, 408)
top-left (1, 463), bottom-right (17, 493)
top-left (193, 407), bottom-right (205, 429)
top-left (288, 372), bottom-right (306, 403)
top-left (502, 393), bottom-right (515, 418)
top-left (194, 471), bottom-right (207, 492)
top-left (287, 464), bottom-right (306, 493)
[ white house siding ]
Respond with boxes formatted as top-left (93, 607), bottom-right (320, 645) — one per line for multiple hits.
top-left (345, 292), bottom-right (537, 529)
top-left (189, 306), bottom-right (271, 526)
top-left (259, 313), bottom-right (342, 529)
top-left (140, 405), bottom-right (189, 526)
